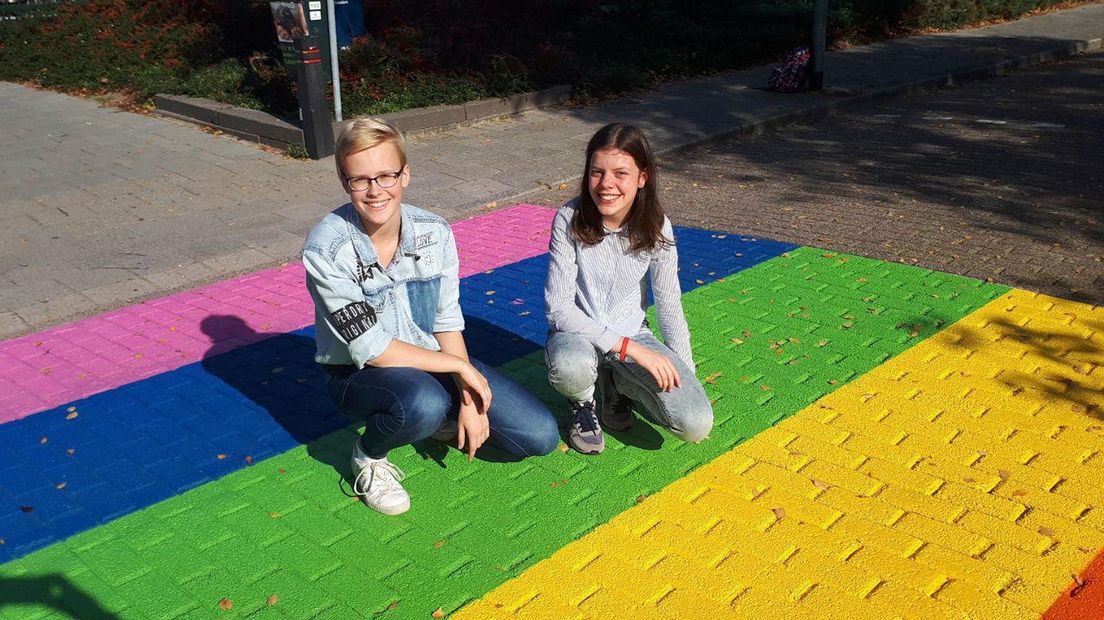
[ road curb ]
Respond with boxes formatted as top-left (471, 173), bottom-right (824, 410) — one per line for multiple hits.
top-left (152, 85), bottom-right (572, 151)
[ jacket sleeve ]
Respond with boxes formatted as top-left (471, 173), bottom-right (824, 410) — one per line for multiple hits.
top-left (544, 208), bottom-right (622, 353)
top-left (303, 248), bottom-right (392, 367)
top-left (433, 225), bottom-right (465, 333)
top-left (649, 219), bottom-right (694, 368)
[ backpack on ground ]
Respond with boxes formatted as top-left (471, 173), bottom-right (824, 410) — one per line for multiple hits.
top-left (768, 46), bottom-right (811, 93)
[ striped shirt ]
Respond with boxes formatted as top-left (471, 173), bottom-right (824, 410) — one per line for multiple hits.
top-left (544, 200), bottom-right (694, 367)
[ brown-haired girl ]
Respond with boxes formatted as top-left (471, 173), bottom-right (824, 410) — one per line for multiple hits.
top-left (544, 123), bottom-right (713, 454)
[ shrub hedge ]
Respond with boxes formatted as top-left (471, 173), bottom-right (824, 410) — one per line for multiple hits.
top-left (0, 0), bottom-right (1086, 117)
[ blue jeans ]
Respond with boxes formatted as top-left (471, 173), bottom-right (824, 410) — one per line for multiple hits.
top-left (324, 358), bottom-right (559, 459)
top-left (545, 330), bottom-right (714, 442)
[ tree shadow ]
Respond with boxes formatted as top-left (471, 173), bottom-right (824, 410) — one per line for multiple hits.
top-left (0, 574), bottom-right (119, 619)
top-left (905, 308), bottom-right (1103, 422)
top-left (643, 48), bottom-right (1103, 305)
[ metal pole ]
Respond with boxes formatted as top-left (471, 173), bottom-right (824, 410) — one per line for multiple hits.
top-left (326, 0), bottom-right (343, 121)
top-left (810, 0), bottom-right (827, 91)
top-left (295, 37), bottom-right (336, 159)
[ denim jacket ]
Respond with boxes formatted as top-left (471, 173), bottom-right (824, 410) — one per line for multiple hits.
top-left (302, 203), bottom-right (464, 367)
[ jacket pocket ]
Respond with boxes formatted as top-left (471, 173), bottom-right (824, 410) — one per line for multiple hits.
top-left (405, 277), bottom-right (441, 335)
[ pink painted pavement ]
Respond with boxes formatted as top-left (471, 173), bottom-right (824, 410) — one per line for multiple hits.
top-left (0, 204), bottom-right (555, 424)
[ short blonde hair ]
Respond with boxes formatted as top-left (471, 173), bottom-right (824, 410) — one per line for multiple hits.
top-left (334, 117), bottom-right (407, 178)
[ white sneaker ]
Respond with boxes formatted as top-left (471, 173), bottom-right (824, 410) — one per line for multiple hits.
top-left (350, 441), bottom-right (410, 515)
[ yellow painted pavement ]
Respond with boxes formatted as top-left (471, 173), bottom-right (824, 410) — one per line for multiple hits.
top-left (455, 290), bottom-right (1104, 619)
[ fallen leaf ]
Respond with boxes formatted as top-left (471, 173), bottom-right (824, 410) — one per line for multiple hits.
top-left (217, 454), bottom-right (228, 460)
top-left (731, 338), bottom-right (744, 345)
top-left (278, 468), bottom-right (287, 474)
top-left (67, 406), bottom-right (76, 413)
top-left (65, 412), bottom-right (78, 420)
top-left (432, 607), bottom-right (445, 619)
top-left (963, 478), bottom-right (976, 484)
top-left (67, 448), bottom-right (75, 456)
top-left (387, 600), bottom-right (400, 610)
top-left (828, 379), bottom-right (838, 385)
top-left (558, 183), bottom-right (568, 190)
top-left (485, 290), bottom-right (495, 296)
top-left (56, 482), bottom-right (67, 490)
top-left (704, 371), bottom-right (723, 385)
top-left (267, 594), bottom-right (280, 606)
top-left (760, 385), bottom-right (771, 391)
top-left (1012, 490), bottom-right (1027, 497)
top-left (245, 455), bottom-right (253, 465)
top-left (271, 367), bottom-right (284, 374)
top-left (695, 279), bottom-right (704, 284)
top-left (1039, 527), bottom-right (1057, 538)
top-left (20, 506), bottom-right (33, 513)
top-left (433, 540), bottom-right (445, 548)
top-left (812, 480), bottom-right (829, 491)
top-left (772, 507), bottom-right (786, 520)
top-left (636, 494), bottom-right (649, 504)
top-left (998, 470), bottom-right (1011, 481)
top-left (787, 337), bottom-right (800, 344)
top-left (269, 512), bottom-right (281, 519)
top-left (219, 598), bottom-right (233, 611)
top-left (818, 340), bottom-right (828, 347)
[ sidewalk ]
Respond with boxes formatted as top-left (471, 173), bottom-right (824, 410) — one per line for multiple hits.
top-left (1, 3), bottom-right (1102, 339)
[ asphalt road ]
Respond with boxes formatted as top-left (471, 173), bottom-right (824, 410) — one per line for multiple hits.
top-left (535, 52), bottom-right (1104, 306)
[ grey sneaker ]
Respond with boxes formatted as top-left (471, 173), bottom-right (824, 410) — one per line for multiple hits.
top-left (569, 399), bottom-right (605, 454)
top-left (350, 440), bottom-right (410, 515)
top-left (598, 368), bottom-right (633, 431)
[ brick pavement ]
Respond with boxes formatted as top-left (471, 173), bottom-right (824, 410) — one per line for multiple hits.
top-left (2, 4), bottom-right (1103, 339)
top-left (535, 52), bottom-right (1104, 307)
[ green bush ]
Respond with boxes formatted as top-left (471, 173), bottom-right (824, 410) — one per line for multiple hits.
top-left (0, 0), bottom-right (1089, 117)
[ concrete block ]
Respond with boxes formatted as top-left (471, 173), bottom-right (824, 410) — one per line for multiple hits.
top-left (382, 104), bottom-right (467, 133)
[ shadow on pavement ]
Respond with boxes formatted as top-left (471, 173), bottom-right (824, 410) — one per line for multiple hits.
top-left (197, 313), bottom-right (553, 485)
top-left (638, 49), bottom-right (1104, 306)
top-left (0, 574), bottom-right (119, 619)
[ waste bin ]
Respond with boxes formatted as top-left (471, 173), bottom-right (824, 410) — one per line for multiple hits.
top-left (333, 0), bottom-right (366, 48)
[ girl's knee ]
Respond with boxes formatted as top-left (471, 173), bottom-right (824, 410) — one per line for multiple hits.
top-left (399, 379), bottom-right (449, 434)
top-left (543, 348), bottom-right (596, 394)
top-left (674, 408), bottom-right (714, 444)
top-left (527, 416), bottom-right (561, 456)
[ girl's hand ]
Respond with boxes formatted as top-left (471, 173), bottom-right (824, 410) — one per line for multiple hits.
top-left (627, 341), bottom-right (682, 392)
top-left (457, 400), bottom-right (490, 461)
top-left (454, 362), bottom-right (493, 414)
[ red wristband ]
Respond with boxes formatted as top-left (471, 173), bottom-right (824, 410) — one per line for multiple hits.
top-left (619, 337), bottom-right (630, 361)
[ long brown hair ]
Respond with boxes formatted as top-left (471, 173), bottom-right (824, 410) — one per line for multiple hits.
top-left (571, 123), bottom-right (670, 252)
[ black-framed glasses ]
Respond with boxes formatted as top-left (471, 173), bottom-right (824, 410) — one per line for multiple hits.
top-left (344, 167), bottom-right (404, 191)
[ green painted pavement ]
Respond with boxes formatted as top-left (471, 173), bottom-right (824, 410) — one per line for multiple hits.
top-left (0, 248), bottom-right (1009, 619)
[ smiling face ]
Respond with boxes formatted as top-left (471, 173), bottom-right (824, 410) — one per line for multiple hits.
top-left (587, 147), bottom-right (647, 230)
top-left (341, 141), bottom-right (410, 235)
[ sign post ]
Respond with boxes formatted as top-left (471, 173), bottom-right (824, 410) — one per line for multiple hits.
top-left (810, 0), bottom-right (828, 91)
top-left (270, 2), bottom-right (335, 159)
top-left (294, 37), bottom-right (335, 159)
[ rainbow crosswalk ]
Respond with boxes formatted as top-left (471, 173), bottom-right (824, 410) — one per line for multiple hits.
top-left (0, 204), bottom-right (1100, 619)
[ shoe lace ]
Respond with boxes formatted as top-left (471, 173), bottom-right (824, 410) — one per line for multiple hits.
top-left (572, 401), bottom-right (599, 434)
top-left (354, 459), bottom-right (406, 497)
